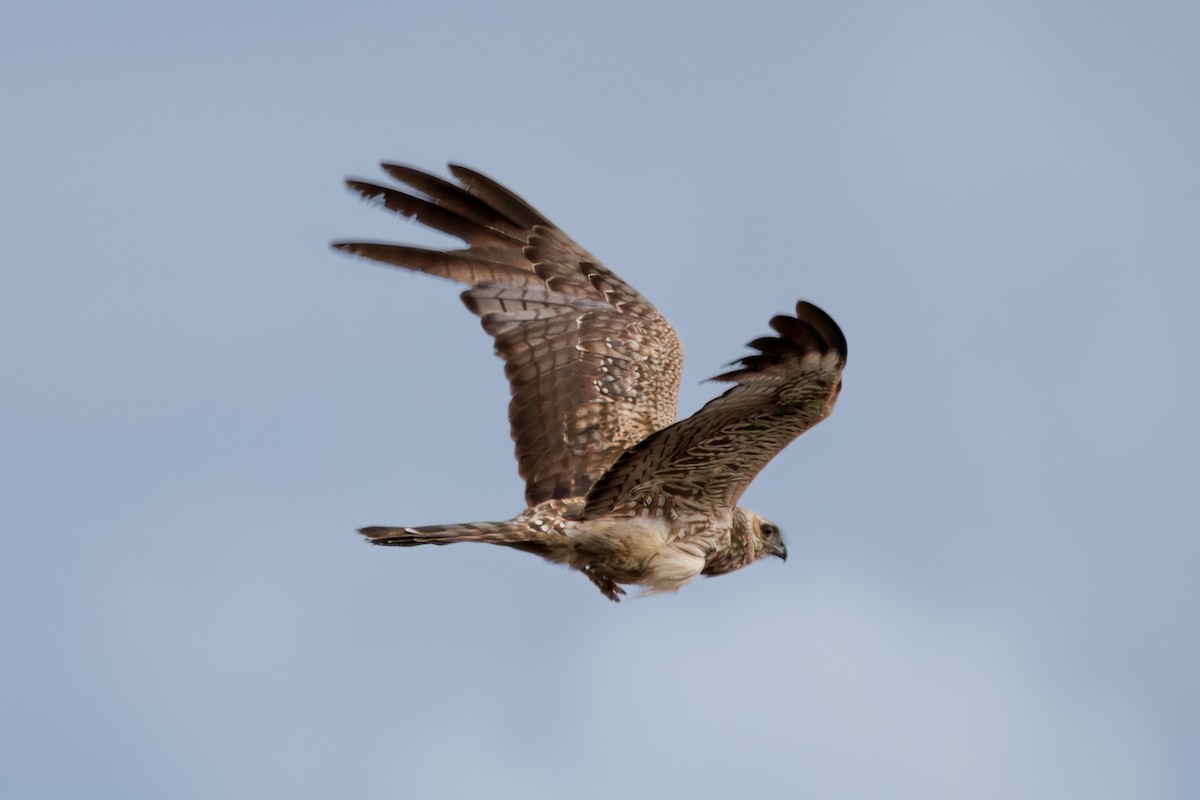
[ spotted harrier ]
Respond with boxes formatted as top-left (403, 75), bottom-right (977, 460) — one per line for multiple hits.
top-left (333, 163), bottom-right (847, 601)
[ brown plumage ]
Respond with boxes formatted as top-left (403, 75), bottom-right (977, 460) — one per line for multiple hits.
top-left (334, 163), bottom-right (847, 601)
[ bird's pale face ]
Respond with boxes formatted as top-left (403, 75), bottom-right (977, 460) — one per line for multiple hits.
top-left (748, 511), bottom-right (788, 562)
top-left (703, 508), bottom-right (787, 576)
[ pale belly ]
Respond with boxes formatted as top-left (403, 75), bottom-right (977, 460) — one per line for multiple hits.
top-left (562, 518), bottom-right (711, 594)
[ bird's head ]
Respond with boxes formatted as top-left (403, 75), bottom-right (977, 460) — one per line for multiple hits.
top-left (704, 508), bottom-right (788, 576)
top-left (745, 510), bottom-right (788, 563)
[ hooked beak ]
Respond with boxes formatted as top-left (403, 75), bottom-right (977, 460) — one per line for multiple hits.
top-left (770, 540), bottom-right (787, 562)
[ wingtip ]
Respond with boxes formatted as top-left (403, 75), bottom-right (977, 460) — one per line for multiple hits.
top-left (342, 176), bottom-right (372, 192)
top-left (793, 300), bottom-right (848, 361)
top-left (379, 161), bottom-right (435, 187)
top-left (710, 299), bottom-right (847, 383)
top-left (329, 241), bottom-right (387, 261)
top-left (380, 160), bottom-right (419, 173)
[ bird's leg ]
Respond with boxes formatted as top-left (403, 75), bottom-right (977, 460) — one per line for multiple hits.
top-left (584, 570), bottom-right (627, 603)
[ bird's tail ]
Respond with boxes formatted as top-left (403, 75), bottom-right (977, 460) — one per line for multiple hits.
top-left (358, 521), bottom-right (549, 555)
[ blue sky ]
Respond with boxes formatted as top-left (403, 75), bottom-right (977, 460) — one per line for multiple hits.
top-left (2, 1), bottom-right (1197, 797)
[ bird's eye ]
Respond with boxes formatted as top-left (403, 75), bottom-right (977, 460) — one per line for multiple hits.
top-left (762, 523), bottom-right (777, 537)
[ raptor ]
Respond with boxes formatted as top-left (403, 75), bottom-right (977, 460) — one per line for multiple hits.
top-left (334, 163), bottom-right (847, 601)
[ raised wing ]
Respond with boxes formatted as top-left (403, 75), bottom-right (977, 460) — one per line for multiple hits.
top-left (333, 164), bottom-right (683, 506)
top-left (582, 301), bottom-right (846, 519)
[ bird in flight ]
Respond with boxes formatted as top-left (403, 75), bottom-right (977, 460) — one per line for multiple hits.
top-left (333, 163), bottom-right (847, 601)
